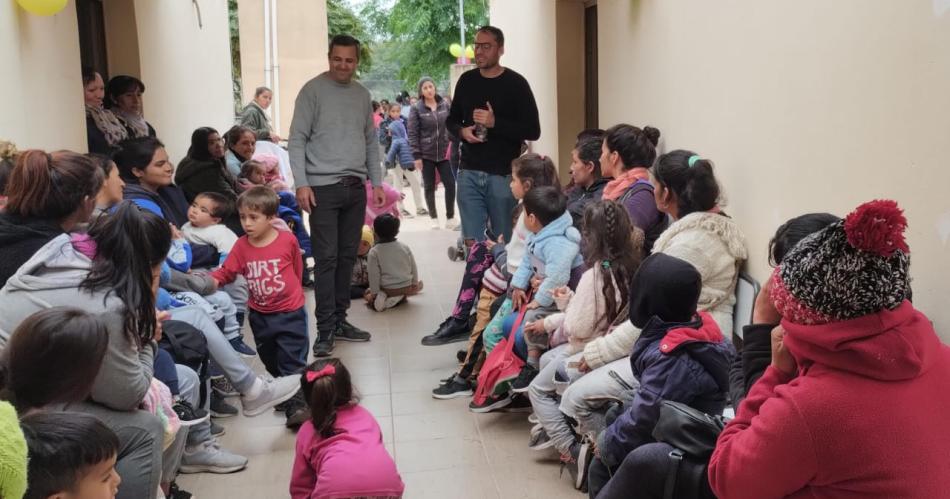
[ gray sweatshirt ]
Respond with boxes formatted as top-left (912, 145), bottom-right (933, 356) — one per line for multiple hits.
top-left (288, 72), bottom-right (382, 187)
top-left (367, 240), bottom-right (418, 292)
top-left (0, 234), bottom-right (156, 412)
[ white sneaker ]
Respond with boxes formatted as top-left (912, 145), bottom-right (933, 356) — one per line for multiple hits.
top-left (445, 217), bottom-right (459, 230)
top-left (241, 375), bottom-right (300, 416)
top-left (373, 291), bottom-right (407, 312)
top-left (179, 440), bottom-right (248, 474)
top-left (430, 218), bottom-right (441, 229)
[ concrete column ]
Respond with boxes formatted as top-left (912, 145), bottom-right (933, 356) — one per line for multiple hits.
top-left (134, 0), bottom-right (234, 161)
top-left (0, 0), bottom-right (85, 151)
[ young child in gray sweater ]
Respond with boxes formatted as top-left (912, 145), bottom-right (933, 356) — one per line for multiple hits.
top-left (364, 214), bottom-right (423, 311)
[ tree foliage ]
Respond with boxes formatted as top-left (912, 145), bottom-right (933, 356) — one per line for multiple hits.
top-left (327, 0), bottom-right (373, 73)
top-left (360, 0), bottom-right (488, 91)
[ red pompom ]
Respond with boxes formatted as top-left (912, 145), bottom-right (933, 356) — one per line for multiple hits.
top-left (843, 199), bottom-right (909, 257)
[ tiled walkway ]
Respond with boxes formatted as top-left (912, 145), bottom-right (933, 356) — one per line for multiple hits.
top-left (178, 205), bottom-right (584, 498)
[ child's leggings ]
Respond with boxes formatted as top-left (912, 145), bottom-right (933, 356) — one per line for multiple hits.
top-left (450, 241), bottom-right (493, 320)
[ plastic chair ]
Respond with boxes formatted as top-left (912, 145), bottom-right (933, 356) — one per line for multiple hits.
top-left (732, 272), bottom-right (761, 341)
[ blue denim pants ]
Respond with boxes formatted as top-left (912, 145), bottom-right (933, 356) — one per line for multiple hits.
top-left (456, 169), bottom-right (518, 243)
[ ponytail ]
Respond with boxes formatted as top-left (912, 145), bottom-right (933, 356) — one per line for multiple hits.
top-left (300, 358), bottom-right (356, 438)
top-left (5, 150), bottom-right (102, 220)
top-left (511, 153), bottom-right (559, 193)
top-left (82, 201), bottom-right (171, 345)
top-left (652, 149), bottom-right (721, 218)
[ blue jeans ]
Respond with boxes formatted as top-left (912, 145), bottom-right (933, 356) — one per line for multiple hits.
top-left (456, 169), bottom-right (517, 243)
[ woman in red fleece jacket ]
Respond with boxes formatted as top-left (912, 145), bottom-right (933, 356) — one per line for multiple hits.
top-left (709, 200), bottom-right (950, 499)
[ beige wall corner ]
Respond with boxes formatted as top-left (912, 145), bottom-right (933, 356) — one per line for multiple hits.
top-left (0, 1), bottom-right (85, 152)
top-left (597, 1), bottom-right (950, 340)
top-left (134, 0), bottom-right (235, 162)
top-left (102, 0), bottom-right (140, 76)
top-left (555, 0), bottom-right (586, 181)
top-left (238, 0), bottom-right (328, 136)
top-left (490, 0), bottom-right (560, 162)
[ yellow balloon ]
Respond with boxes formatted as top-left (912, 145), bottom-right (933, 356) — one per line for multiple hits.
top-left (16, 0), bottom-right (68, 16)
top-left (465, 45), bottom-right (475, 59)
top-left (449, 43), bottom-right (463, 58)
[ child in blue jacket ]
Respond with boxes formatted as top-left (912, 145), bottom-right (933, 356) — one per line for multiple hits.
top-left (509, 186), bottom-right (583, 369)
top-left (385, 120), bottom-right (425, 218)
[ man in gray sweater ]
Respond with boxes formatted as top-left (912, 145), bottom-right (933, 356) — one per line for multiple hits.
top-left (290, 34), bottom-right (386, 357)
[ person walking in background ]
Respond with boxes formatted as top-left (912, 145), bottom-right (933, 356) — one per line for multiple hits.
top-left (447, 25), bottom-right (540, 245)
top-left (409, 76), bottom-right (456, 229)
top-left (239, 87), bottom-right (280, 143)
top-left (289, 34), bottom-right (385, 359)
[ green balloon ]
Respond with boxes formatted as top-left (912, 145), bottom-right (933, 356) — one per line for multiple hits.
top-left (449, 43), bottom-right (463, 57)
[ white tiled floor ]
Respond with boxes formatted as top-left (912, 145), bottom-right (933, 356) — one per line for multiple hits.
top-left (178, 197), bottom-right (584, 498)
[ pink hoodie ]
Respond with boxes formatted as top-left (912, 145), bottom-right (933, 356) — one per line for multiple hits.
top-left (290, 404), bottom-right (403, 499)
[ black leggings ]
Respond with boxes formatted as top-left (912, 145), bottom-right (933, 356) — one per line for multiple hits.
top-left (422, 159), bottom-right (455, 219)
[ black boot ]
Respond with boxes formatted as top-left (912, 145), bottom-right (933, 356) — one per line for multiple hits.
top-left (421, 316), bottom-right (471, 346)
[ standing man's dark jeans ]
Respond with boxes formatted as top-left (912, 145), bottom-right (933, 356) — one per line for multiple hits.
top-left (308, 180), bottom-right (367, 343)
top-left (422, 159), bottom-right (455, 219)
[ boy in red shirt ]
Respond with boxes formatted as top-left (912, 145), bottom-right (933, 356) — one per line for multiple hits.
top-left (212, 186), bottom-right (309, 426)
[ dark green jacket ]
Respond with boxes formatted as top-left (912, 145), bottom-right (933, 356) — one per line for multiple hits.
top-left (238, 102), bottom-right (272, 140)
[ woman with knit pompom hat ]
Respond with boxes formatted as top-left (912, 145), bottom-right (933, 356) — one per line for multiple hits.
top-left (709, 199), bottom-right (950, 499)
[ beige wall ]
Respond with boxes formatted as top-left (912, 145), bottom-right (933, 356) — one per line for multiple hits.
top-left (134, 0), bottom-right (235, 161)
top-left (490, 0), bottom-right (560, 160)
top-left (555, 0), bottom-right (586, 181)
top-left (0, 1), bottom-right (86, 152)
top-left (102, 0), bottom-right (141, 76)
top-left (597, 0), bottom-right (950, 340)
top-left (238, 0), bottom-right (329, 135)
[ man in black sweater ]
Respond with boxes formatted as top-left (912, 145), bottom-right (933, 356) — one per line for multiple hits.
top-left (446, 25), bottom-right (540, 245)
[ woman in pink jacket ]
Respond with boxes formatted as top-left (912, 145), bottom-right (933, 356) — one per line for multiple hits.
top-left (709, 200), bottom-right (950, 499)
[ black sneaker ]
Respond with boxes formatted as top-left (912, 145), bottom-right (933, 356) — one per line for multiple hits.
top-left (500, 393), bottom-right (533, 413)
top-left (173, 400), bottom-right (210, 427)
top-left (210, 392), bottom-right (238, 418)
top-left (510, 364), bottom-right (539, 393)
top-left (210, 420), bottom-right (226, 437)
top-left (167, 482), bottom-right (193, 499)
top-left (228, 336), bottom-right (257, 358)
top-left (421, 317), bottom-right (470, 346)
top-left (337, 321), bottom-right (371, 342)
top-left (312, 338), bottom-right (334, 357)
top-left (432, 378), bottom-right (473, 399)
top-left (469, 395), bottom-right (512, 413)
top-left (284, 393), bottom-right (309, 429)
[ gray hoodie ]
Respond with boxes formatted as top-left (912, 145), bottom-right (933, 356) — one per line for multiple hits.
top-left (0, 234), bottom-right (155, 412)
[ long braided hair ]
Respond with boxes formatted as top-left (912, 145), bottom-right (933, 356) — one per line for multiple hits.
top-left (581, 200), bottom-right (644, 331)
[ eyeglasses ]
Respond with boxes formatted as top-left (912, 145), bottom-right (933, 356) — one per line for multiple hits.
top-left (473, 43), bottom-right (495, 51)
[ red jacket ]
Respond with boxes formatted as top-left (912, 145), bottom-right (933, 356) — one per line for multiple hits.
top-left (709, 301), bottom-right (950, 499)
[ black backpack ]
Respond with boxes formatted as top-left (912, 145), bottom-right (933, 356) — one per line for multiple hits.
top-left (651, 401), bottom-right (727, 499)
top-left (159, 320), bottom-right (211, 401)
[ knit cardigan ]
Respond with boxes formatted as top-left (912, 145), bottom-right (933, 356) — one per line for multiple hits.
top-left (651, 211), bottom-right (748, 336)
top-left (542, 265), bottom-right (622, 355)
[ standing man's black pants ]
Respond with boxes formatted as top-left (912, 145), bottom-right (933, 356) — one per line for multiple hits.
top-left (308, 178), bottom-right (366, 342)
